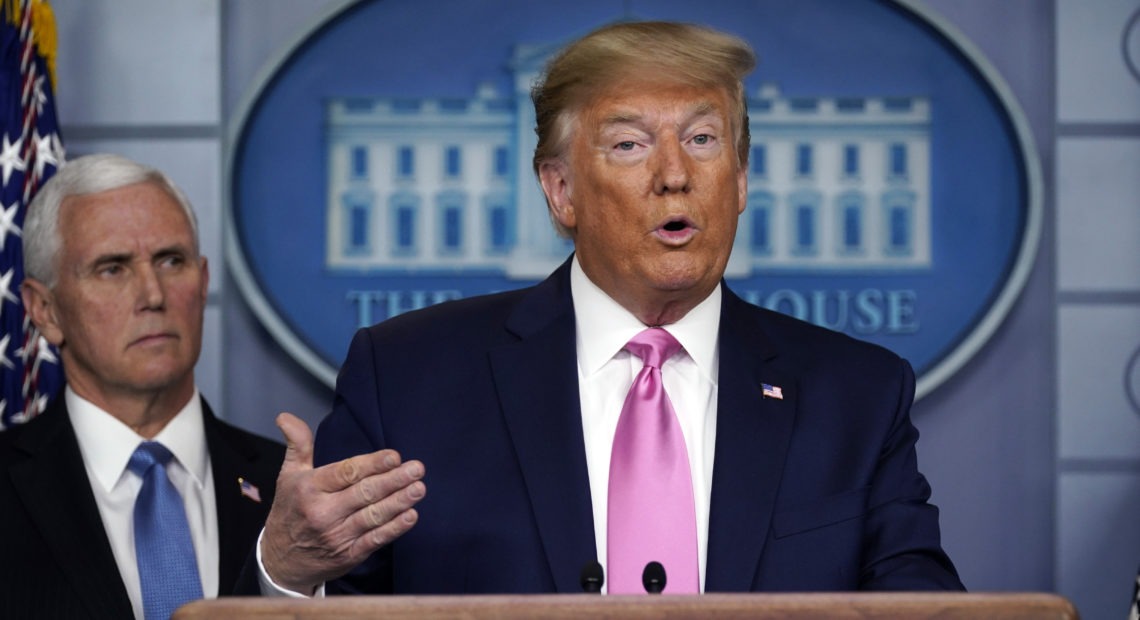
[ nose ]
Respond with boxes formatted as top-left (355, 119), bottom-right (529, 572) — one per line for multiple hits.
top-left (652, 138), bottom-right (691, 194)
top-left (136, 265), bottom-right (166, 311)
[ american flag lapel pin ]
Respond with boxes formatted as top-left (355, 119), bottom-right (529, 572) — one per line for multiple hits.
top-left (761, 383), bottom-right (784, 400)
top-left (238, 477), bottom-right (262, 503)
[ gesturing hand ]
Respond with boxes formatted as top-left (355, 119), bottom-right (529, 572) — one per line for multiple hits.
top-left (260, 412), bottom-right (425, 594)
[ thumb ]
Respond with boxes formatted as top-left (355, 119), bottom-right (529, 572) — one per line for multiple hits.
top-left (276, 411), bottom-right (315, 472)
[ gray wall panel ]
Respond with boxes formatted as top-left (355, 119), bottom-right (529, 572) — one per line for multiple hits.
top-left (1059, 306), bottom-right (1140, 460)
top-left (1057, 0), bottom-right (1140, 122)
top-left (52, 0), bottom-right (221, 126)
top-left (1059, 472), bottom-right (1140, 620)
top-left (1056, 138), bottom-right (1140, 292)
top-left (199, 305), bottom-right (223, 411)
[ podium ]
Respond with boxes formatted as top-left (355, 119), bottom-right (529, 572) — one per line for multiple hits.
top-left (174, 592), bottom-right (1079, 619)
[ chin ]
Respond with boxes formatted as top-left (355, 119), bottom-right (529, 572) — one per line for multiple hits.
top-left (130, 364), bottom-right (195, 393)
top-left (649, 260), bottom-right (717, 290)
top-left (649, 275), bottom-right (713, 298)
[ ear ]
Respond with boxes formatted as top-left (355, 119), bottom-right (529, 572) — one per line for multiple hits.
top-left (198, 256), bottom-right (210, 301)
top-left (21, 279), bottom-right (64, 346)
top-left (736, 165), bottom-right (748, 216)
top-left (538, 159), bottom-right (576, 232)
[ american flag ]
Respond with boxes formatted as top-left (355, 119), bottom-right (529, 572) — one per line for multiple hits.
top-left (238, 478), bottom-right (262, 503)
top-left (761, 383), bottom-right (783, 400)
top-left (0, 0), bottom-right (64, 430)
top-left (1130, 565), bottom-right (1139, 620)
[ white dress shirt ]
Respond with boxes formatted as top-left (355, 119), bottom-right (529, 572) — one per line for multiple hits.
top-left (68, 386), bottom-right (219, 620)
top-left (570, 257), bottom-right (721, 592)
top-left (257, 257), bottom-right (722, 596)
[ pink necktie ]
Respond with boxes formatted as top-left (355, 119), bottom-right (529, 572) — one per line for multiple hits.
top-left (607, 328), bottom-right (699, 594)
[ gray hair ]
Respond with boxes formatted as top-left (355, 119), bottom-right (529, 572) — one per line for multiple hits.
top-left (23, 153), bottom-right (199, 288)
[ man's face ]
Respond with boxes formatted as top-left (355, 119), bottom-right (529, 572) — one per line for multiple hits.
top-left (540, 80), bottom-right (747, 324)
top-left (25, 181), bottom-right (208, 404)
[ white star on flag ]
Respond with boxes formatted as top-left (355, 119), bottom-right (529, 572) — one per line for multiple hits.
top-left (0, 202), bottom-right (22, 253)
top-left (17, 332), bottom-right (55, 369)
top-left (0, 333), bottom-right (14, 370)
top-left (33, 131), bottom-right (62, 180)
top-left (1, 0), bottom-right (66, 426)
top-left (15, 344), bottom-right (30, 366)
top-left (31, 74), bottom-right (47, 117)
top-left (0, 134), bottom-right (25, 187)
top-left (7, 404), bottom-right (32, 426)
top-left (33, 336), bottom-right (57, 367)
top-left (0, 268), bottom-right (19, 321)
top-left (28, 393), bottom-right (48, 419)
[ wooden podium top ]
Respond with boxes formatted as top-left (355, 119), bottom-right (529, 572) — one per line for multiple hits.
top-left (174, 592), bottom-right (1079, 619)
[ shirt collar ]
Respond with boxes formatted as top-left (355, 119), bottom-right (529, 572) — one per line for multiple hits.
top-left (67, 386), bottom-right (208, 492)
top-left (570, 255), bottom-right (721, 382)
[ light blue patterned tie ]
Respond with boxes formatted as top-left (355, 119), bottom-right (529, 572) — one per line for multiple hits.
top-left (129, 442), bottom-right (203, 620)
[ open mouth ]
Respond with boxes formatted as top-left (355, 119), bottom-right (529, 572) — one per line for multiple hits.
top-left (655, 217), bottom-right (697, 244)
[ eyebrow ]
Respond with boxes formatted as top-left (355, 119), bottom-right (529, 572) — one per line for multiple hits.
top-left (88, 244), bottom-right (191, 266)
top-left (689, 101), bottom-right (717, 118)
top-left (599, 111), bottom-right (645, 128)
top-left (152, 244), bottom-right (192, 258)
top-left (90, 252), bottom-right (133, 267)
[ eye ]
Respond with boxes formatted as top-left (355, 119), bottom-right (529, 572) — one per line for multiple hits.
top-left (157, 254), bottom-right (187, 270)
top-left (616, 141), bottom-right (636, 151)
top-left (692, 134), bottom-right (713, 145)
top-left (97, 263), bottom-right (124, 277)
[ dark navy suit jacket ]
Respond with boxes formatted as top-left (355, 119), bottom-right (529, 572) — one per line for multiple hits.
top-left (314, 259), bottom-right (963, 594)
top-left (0, 394), bottom-right (284, 619)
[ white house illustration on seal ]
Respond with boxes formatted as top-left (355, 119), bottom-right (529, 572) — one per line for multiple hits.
top-left (324, 43), bottom-right (931, 279)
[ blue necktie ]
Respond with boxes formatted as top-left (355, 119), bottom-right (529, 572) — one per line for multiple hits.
top-left (129, 442), bottom-right (203, 620)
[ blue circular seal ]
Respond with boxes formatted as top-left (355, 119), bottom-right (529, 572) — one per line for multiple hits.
top-left (1125, 7), bottom-right (1140, 84)
top-left (227, 0), bottom-right (1041, 399)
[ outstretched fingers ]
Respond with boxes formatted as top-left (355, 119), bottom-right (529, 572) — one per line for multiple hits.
top-left (262, 412), bottom-right (427, 593)
top-left (351, 477), bottom-right (426, 556)
top-left (340, 457), bottom-right (426, 528)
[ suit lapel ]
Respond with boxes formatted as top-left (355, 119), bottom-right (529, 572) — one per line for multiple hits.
top-left (704, 289), bottom-right (798, 591)
top-left (202, 402), bottom-right (274, 595)
top-left (7, 399), bottom-right (134, 617)
top-left (489, 259), bottom-right (597, 593)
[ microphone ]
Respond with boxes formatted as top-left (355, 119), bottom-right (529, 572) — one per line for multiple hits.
top-left (579, 560), bottom-right (604, 593)
top-left (642, 561), bottom-right (666, 594)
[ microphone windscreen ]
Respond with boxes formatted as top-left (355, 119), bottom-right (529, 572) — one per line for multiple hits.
top-left (580, 560), bottom-right (604, 593)
top-left (642, 561), bottom-right (666, 594)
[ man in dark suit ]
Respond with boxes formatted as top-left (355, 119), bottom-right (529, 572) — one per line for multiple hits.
top-left (255, 21), bottom-right (963, 596)
top-left (0, 153), bottom-right (284, 619)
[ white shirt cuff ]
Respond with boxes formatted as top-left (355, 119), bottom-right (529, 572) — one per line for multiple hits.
top-left (255, 528), bottom-right (327, 598)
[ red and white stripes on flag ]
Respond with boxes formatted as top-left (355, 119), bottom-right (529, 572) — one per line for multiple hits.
top-left (0, 0), bottom-right (64, 429)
